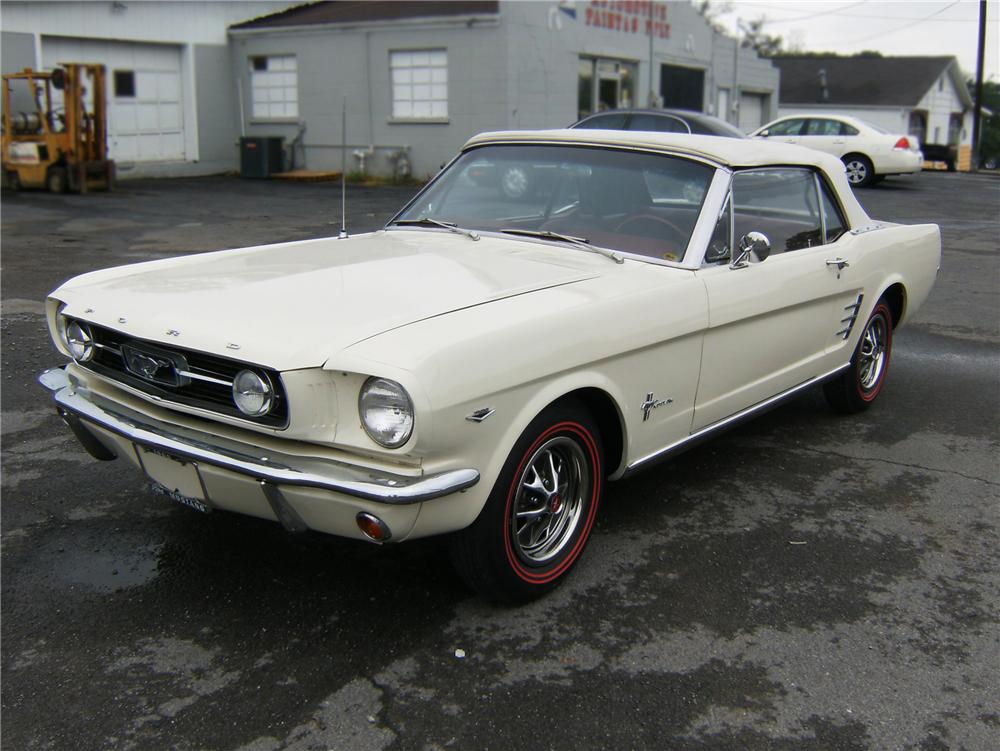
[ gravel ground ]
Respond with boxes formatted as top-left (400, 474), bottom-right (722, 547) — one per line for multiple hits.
top-left (2, 170), bottom-right (998, 751)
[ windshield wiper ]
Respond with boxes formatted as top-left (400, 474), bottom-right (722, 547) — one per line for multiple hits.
top-left (391, 217), bottom-right (480, 241)
top-left (499, 229), bottom-right (624, 264)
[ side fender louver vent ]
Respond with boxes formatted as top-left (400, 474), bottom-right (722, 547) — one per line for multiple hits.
top-left (836, 294), bottom-right (864, 340)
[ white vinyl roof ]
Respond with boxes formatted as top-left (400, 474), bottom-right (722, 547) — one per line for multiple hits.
top-left (464, 128), bottom-right (848, 171)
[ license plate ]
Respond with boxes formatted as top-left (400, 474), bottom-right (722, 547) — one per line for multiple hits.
top-left (151, 482), bottom-right (211, 514)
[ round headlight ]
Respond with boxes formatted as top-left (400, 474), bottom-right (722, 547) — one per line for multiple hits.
top-left (359, 377), bottom-right (414, 448)
top-left (65, 320), bottom-right (95, 362)
top-left (232, 369), bottom-right (274, 417)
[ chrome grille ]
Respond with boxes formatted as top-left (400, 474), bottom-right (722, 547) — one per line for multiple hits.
top-left (79, 322), bottom-right (288, 427)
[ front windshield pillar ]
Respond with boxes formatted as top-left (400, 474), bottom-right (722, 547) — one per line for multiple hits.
top-left (685, 168), bottom-right (733, 268)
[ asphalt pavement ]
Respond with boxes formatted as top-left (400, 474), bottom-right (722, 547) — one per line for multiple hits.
top-left (2, 171), bottom-right (998, 751)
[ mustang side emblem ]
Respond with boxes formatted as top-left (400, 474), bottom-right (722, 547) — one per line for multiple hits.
top-left (641, 392), bottom-right (673, 422)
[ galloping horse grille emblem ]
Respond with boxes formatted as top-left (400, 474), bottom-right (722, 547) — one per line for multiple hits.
top-left (121, 343), bottom-right (191, 388)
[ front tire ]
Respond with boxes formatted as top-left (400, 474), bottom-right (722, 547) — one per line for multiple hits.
top-left (824, 302), bottom-right (893, 413)
top-left (448, 402), bottom-right (604, 602)
top-left (46, 167), bottom-right (67, 194)
top-left (843, 154), bottom-right (876, 187)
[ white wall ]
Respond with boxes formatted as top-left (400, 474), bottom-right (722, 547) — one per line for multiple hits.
top-left (915, 72), bottom-right (971, 146)
top-left (0, 1), bottom-right (295, 46)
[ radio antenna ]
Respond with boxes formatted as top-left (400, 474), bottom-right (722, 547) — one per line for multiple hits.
top-left (338, 98), bottom-right (348, 239)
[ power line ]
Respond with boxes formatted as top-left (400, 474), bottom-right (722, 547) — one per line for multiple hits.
top-left (821, 0), bottom-right (963, 45)
top-left (750, 1), bottom-right (869, 25)
top-left (723, 1), bottom-right (982, 24)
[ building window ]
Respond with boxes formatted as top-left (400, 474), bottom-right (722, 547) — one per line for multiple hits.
top-left (578, 57), bottom-right (637, 119)
top-left (114, 70), bottom-right (135, 98)
top-left (250, 55), bottom-right (298, 119)
top-left (390, 50), bottom-right (447, 119)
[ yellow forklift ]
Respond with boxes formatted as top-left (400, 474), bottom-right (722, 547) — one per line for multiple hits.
top-left (2, 63), bottom-right (114, 193)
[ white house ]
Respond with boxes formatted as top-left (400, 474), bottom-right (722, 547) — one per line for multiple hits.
top-left (772, 55), bottom-right (975, 170)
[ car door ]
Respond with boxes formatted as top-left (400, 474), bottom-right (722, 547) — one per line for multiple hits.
top-left (692, 168), bottom-right (865, 430)
top-left (801, 118), bottom-right (849, 158)
top-left (759, 117), bottom-right (806, 145)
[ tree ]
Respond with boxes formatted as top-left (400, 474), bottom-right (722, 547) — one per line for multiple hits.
top-left (695, 0), bottom-right (732, 34)
top-left (739, 17), bottom-right (784, 57)
top-left (969, 78), bottom-right (1000, 168)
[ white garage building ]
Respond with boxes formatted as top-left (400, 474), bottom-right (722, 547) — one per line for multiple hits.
top-left (2, 1), bottom-right (779, 179)
top-left (1, 1), bottom-right (294, 176)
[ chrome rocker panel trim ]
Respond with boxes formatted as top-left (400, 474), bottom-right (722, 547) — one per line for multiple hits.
top-left (39, 367), bottom-right (479, 505)
top-left (623, 363), bottom-right (851, 476)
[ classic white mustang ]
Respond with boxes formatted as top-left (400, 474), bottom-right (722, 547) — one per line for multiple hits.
top-left (40, 129), bottom-right (940, 600)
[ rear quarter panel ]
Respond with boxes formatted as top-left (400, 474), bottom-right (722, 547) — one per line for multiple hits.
top-left (853, 222), bottom-right (941, 327)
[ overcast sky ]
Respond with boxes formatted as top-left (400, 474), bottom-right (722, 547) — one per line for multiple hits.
top-left (712, 0), bottom-right (998, 82)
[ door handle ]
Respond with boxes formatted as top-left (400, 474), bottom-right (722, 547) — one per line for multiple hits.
top-left (826, 258), bottom-right (849, 278)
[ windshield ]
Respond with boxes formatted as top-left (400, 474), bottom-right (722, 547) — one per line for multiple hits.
top-left (392, 144), bottom-right (716, 263)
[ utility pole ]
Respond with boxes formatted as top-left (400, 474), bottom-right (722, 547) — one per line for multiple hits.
top-left (971, 0), bottom-right (987, 170)
top-left (648, 1), bottom-right (656, 107)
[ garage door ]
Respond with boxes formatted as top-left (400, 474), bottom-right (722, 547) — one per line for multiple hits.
top-left (738, 93), bottom-right (766, 133)
top-left (42, 37), bottom-right (184, 162)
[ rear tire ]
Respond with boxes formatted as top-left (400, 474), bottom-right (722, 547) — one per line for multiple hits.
top-left (824, 302), bottom-right (893, 413)
top-left (448, 401), bottom-right (603, 602)
top-left (843, 154), bottom-right (875, 188)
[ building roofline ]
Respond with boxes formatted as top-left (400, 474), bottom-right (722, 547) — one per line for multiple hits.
top-left (230, 1), bottom-right (499, 31)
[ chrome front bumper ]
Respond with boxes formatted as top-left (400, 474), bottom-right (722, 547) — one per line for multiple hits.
top-left (39, 367), bottom-right (479, 506)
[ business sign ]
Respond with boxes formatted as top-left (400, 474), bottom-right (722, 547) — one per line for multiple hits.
top-left (585, 0), bottom-right (671, 38)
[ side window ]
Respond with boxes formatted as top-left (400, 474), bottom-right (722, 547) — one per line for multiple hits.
top-left (840, 122), bottom-right (859, 136)
top-left (766, 118), bottom-right (805, 136)
top-left (629, 114), bottom-right (689, 133)
top-left (575, 113), bottom-right (628, 130)
top-left (732, 169), bottom-right (823, 254)
top-left (818, 178), bottom-right (848, 243)
top-left (804, 119), bottom-right (842, 136)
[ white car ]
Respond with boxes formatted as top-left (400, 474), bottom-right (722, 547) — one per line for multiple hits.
top-left (751, 114), bottom-right (923, 187)
top-left (39, 129), bottom-right (941, 601)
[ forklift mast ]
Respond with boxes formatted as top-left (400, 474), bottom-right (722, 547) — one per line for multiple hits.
top-left (2, 63), bottom-right (114, 193)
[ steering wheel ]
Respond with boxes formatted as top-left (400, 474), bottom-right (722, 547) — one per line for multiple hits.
top-left (613, 213), bottom-right (687, 243)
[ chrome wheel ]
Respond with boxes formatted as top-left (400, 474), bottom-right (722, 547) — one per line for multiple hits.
top-left (843, 155), bottom-right (875, 187)
top-left (845, 160), bottom-right (867, 184)
top-left (858, 313), bottom-right (888, 391)
top-left (510, 436), bottom-right (588, 564)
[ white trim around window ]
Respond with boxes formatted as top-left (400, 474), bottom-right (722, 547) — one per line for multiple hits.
top-left (250, 54), bottom-right (298, 119)
top-left (390, 49), bottom-right (448, 120)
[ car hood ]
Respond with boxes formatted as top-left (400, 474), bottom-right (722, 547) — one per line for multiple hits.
top-left (52, 230), bottom-right (601, 370)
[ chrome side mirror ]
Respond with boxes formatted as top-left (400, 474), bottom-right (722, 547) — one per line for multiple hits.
top-left (759, 129), bottom-right (770, 138)
top-left (731, 231), bottom-right (771, 269)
